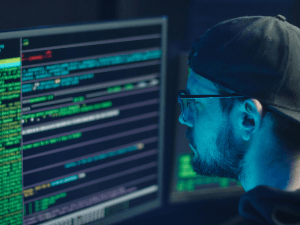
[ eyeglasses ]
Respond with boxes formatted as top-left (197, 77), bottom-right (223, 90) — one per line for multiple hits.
top-left (178, 90), bottom-right (244, 122)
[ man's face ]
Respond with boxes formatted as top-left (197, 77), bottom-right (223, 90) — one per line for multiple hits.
top-left (179, 68), bottom-right (246, 181)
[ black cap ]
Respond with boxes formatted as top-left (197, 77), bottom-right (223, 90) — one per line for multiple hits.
top-left (188, 15), bottom-right (300, 124)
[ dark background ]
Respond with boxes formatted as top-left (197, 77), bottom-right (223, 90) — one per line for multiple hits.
top-left (1, 0), bottom-right (299, 224)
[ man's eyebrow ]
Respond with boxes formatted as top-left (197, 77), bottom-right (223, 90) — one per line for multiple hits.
top-left (185, 88), bottom-right (191, 95)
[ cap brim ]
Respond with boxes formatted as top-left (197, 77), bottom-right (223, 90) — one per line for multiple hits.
top-left (268, 105), bottom-right (300, 125)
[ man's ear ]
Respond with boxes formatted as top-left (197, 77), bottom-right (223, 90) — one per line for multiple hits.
top-left (239, 99), bottom-right (263, 141)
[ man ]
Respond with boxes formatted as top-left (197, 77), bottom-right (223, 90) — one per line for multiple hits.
top-left (178, 15), bottom-right (300, 224)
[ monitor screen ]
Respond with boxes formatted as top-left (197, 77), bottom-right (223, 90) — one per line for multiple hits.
top-left (169, 52), bottom-right (245, 204)
top-left (0, 17), bottom-right (167, 225)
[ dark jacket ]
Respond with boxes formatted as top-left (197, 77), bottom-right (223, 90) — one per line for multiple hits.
top-left (220, 185), bottom-right (300, 225)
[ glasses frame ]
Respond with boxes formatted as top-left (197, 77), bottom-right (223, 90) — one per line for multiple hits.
top-left (178, 90), bottom-right (245, 122)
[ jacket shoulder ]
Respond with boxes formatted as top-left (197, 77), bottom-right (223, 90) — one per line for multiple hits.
top-left (219, 215), bottom-right (261, 225)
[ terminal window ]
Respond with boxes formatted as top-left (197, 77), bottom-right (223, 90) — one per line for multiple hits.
top-left (0, 20), bottom-right (165, 225)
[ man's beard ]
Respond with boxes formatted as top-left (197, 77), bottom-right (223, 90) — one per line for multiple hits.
top-left (190, 119), bottom-right (246, 181)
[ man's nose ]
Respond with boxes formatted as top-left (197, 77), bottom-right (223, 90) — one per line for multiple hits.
top-left (178, 113), bottom-right (193, 127)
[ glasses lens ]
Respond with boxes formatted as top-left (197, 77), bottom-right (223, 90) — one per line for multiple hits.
top-left (178, 92), bottom-right (188, 121)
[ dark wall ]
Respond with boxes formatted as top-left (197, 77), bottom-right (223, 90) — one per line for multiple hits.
top-left (0, 0), bottom-right (102, 31)
top-left (185, 0), bottom-right (296, 50)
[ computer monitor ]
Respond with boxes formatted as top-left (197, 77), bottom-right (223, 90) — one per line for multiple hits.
top-left (169, 52), bottom-right (245, 204)
top-left (0, 17), bottom-right (167, 225)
